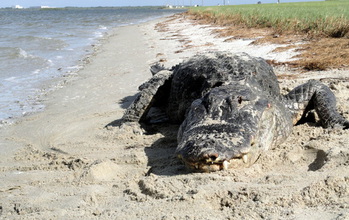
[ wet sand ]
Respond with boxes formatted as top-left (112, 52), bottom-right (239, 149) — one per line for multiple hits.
top-left (0, 14), bottom-right (348, 219)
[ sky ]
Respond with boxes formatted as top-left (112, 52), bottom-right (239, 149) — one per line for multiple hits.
top-left (0, 0), bottom-right (323, 8)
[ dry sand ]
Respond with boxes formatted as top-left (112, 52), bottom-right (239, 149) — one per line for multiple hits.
top-left (0, 14), bottom-right (349, 219)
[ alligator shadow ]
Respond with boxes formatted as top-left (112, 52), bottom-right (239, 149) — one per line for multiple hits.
top-left (105, 118), bottom-right (189, 176)
top-left (105, 94), bottom-right (138, 127)
top-left (118, 94), bottom-right (139, 109)
top-left (142, 124), bottom-right (191, 176)
top-left (107, 94), bottom-right (189, 176)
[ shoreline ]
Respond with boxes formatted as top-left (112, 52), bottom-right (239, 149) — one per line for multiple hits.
top-left (1, 14), bottom-right (348, 219)
top-left (0, 10), bottom-right (182, 127)
top-left (0, 19), bottom-right (160, 158)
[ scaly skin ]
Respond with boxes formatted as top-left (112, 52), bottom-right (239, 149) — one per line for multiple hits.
top-left (122, 52), bottom-right (349, 172)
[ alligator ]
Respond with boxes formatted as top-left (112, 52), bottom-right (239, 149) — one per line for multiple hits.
top-left (122, 52), bottom-right (349, 172)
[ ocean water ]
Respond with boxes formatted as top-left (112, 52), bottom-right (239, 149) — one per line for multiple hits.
top-left (0, 7), bottom-right (181, 125)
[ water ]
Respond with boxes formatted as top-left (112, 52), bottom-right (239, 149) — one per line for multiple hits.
top-left (0, 7), bottom-right (181, 125)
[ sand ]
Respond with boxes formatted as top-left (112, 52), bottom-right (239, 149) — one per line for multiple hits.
top-left (0, 14), bottom-right (349, 219)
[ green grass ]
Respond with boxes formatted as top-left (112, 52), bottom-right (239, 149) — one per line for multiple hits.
top-left (189, 0), bottom-right (349, 37)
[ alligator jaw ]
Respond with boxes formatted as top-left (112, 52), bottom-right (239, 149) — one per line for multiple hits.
top-left (179, 153), bottom-right (251, 172)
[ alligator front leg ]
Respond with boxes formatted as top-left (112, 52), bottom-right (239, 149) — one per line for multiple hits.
top-left (122, 70), bottom-right (173, 122)
top-left (284, 79), bottom-right (349, 129)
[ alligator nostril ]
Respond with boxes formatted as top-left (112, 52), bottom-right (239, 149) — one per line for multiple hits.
top-left (202, 152), bottom-right (219, 161)
top-left (210, 154), bottom-right (218, 161)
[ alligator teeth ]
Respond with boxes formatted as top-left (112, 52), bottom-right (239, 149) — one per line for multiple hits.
top-left (222, 160), bottom-right (230, 170)
top-left (242, 154), bottom-right (248, 164)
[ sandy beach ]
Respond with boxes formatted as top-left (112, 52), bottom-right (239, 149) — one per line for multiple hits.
top-left (1, 14), bottom-right (349, 219)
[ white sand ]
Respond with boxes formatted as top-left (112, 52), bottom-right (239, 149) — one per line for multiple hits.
top-left (0, 14), bottom-right (348, 219)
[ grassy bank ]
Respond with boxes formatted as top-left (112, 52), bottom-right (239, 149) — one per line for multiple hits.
top-left (189, 0), bottom-right (349, 38)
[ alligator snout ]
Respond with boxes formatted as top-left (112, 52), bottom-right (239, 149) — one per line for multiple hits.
top-left (176, 139), bottom-right (255, 172)
top-left (177, 149), bottom-right (253, 172)
top-left (200, 151), bottom-right (250, 164)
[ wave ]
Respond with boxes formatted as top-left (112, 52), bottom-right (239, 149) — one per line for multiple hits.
top-left (14, 36), bottom-right (68, 51)
top-left (0, 47), bottom-right (37, 60)
top-left (0, 46), bottom-right (52, 79)
top-left (98, 25), bottom-right (108, 30)
top-left (18, 48), bottom-right (33, 58)
top-left (93, 31), bottom-right (104, 38)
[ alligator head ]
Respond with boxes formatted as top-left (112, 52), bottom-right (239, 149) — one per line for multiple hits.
top-left (176, 84), bottom-right (278, 172)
